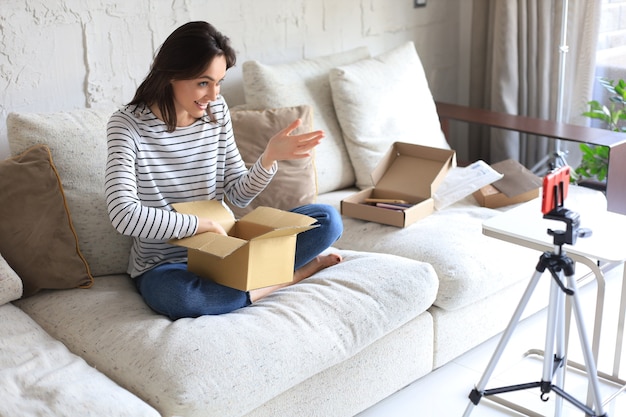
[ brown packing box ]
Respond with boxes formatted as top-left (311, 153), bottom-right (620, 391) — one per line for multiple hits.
top-left (341, 142), bottom-right (456, 227)
top-left (473, 159), bottom-right (542, 208)
top-left (170, 200), bottom-right (317, 291)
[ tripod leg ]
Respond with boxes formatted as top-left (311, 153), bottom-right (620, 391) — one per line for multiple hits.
top-left (566, 272), bottom-right (607, 416)
top-left (542, 277), bottom-right (562, 387)
top-left (539, 272), bottom-right (568, 417)
top-left (463, 269), bottom-right (544, 417)
top-left (554, 271), bottom-right (567, 416)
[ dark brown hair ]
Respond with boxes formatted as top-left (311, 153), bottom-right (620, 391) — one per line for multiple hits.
top-left (129, 21), bottom-right (236, 131)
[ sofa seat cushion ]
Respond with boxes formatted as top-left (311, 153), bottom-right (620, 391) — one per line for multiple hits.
top-left (0, 303), bottom-right (159, 417)
top-left (333, 195), bottom-right (540, 311)
top-left (15, 249), bottom-right (438, 417)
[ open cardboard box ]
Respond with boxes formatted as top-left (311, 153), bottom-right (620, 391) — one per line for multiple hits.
top-left (170, 200), bottom-right (317, 291)
top-left (341, 142), bottom-right (456, 227)
top-left (473, 159), bottom-right (542, 208)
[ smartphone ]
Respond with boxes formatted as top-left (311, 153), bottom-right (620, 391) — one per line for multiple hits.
top-left (541, 166), bottom-right (570, 214)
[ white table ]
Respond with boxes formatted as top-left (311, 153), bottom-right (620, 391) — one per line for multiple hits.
top-left (481, 185), bottom-right (626, 411)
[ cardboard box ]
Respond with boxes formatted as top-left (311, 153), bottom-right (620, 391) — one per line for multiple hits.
top-left (170, 200), bottom-right (317, 291)
top-left (341, 142), bottom-right (456, 227)
top-left (473, 159), bottom-right (542, 208)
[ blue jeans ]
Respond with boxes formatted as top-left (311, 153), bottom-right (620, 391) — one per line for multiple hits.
top-left (135, 204), bottom-right (343, 319)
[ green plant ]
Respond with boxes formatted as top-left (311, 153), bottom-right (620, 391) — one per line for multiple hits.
top-left (575, 77), bottom-right (625, 184)
top-left (574, 142), bottom-right (609, 182)
top-left (582, 78), bottom-right (626, 132)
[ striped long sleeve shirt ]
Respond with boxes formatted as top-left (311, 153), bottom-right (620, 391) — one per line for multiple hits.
top-left (105, 99), bottom-right (276, 277)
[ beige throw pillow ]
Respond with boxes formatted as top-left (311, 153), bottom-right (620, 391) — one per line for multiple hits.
top-left (227, 105), bottom-right (317, 218)
top-left (329, 41), bottom-right (451, 190)
top-left (0, 145), bottom-right (93, 297)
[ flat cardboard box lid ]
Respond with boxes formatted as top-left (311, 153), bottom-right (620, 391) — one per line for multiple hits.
top-left (490, 159), bottom-right (542, 198)
top-left (371, 142), bottom-right (456, 200)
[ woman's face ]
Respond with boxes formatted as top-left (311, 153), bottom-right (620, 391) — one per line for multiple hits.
top-left (170, 55), bottom-right (227, 127)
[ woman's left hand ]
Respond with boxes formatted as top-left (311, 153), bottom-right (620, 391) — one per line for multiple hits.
top-left (261, 119), bottom-right (324, 170)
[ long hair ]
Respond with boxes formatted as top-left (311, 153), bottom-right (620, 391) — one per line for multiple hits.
top-left (129, 21), bottom-right (236, 131)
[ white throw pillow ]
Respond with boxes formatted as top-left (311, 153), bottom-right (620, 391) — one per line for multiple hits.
top-left (242, 47), bottom-right (370, 193)
top-left (329, 41), bottom-right (450, 190)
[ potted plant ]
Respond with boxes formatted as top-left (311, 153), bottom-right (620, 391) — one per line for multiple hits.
top-left (576, 77), bottom-right (626, 188)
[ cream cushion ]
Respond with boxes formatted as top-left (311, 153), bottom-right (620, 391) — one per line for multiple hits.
top-left (329, 41), bottom-right (450, 189)
top-left (15, 249), bottom-right (438, 417)
top-left (333, 195), bottom-right (539, 311)
top-left (0, 254), bottom-right (23, 305)
top-left (334, 186), bottom-right (608, 311)
top-left (7, 108), bottom-right (131, 277)
top-left (0, 303), bottom-right (159, 417)
top-left (242, 47), bottom-right (371, 194)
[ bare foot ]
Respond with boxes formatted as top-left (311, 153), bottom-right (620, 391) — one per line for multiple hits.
top-left (293, 253), bottom-right (342, 283)
top-left (249, 253), bottom-right (342, 302)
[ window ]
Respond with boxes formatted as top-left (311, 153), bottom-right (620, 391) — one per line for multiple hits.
top-left (592, 0), bottom-right (626, 104)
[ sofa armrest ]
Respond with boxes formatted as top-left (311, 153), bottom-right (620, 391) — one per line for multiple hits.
top-left (436, 101), bottom-right (626, 215)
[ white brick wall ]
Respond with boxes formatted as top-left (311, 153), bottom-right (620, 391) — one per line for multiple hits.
top-left (0, 0), bottom-right (468, 158)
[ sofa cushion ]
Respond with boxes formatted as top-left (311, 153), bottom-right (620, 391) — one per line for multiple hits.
top-left (7, 108), bottom-right (132, 277)
top-left (228, 105), bottom-right (317, 217)
top-left (0, 254), bottom-right (23, 304)
top-left (329, 41), bottom-right (450, 189)
top-left (0, 145), bottom-right (93, 297)
top-left (15, 249), bottom-right (438, 417)
top-left (0, 303), bottom-right (160, 417)
top-left (242, 47), bottom-right (370, 194)
top-left (333, 195), bottom-right (539, 311)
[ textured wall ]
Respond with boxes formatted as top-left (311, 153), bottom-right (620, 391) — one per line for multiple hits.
top-left (0, 0), bottom-right (467, 158)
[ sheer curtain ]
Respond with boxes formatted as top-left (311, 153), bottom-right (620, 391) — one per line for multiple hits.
top-left (468, 0), bottom-right (601, 170)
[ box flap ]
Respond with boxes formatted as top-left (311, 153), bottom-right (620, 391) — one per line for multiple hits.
top-left (171, 200), bottom-right (236, 231)
top-left (170, 232), bottom-right (247, 258)
top-left (372, 142), bottom-right (455, 200)
top-left (250, 224), bottom-right (318, 240)
top-left (240, 206), bottom-right (317, 228)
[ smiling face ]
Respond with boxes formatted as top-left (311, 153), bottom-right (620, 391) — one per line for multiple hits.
top-left (170, 54), bottom-right (227, 127)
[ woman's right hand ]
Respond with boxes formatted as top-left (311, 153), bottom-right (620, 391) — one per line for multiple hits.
top-left (196, 217), bottom-right (228, 235)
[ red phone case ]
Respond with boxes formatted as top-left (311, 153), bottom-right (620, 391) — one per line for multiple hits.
top-left (541, 166), bottom-right (570, 214)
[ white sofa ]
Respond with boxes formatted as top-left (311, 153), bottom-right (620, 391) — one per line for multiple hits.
top-left (0, 42), bottom-right (604, 417)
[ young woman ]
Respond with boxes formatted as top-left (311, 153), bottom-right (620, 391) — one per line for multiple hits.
top-left (105, 21), bottom-right (343, 319)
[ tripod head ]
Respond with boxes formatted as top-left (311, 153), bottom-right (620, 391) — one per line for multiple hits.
top-left (541, 166), bottom-right (591, 247)
top-left (544, 207), bottom-right (591, 246)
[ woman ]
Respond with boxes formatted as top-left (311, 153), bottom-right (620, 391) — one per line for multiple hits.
top-left (105, 21), bottom-right (343, 319)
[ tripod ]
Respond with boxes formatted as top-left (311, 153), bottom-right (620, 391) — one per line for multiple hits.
top-left (463, 206), bottom-right (607, 417)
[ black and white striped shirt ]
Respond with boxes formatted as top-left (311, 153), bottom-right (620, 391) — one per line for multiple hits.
top-left (105, 98), bottom-right (276, 277)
